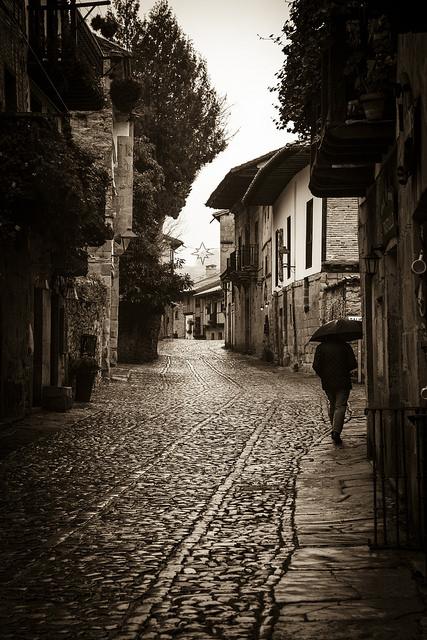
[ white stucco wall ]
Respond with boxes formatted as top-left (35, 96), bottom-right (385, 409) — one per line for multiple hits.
top-left (272, 165), bottom-right (323, 291)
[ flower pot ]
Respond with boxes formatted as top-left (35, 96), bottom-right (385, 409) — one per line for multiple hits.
top-left (360, 92), bottom-right (386, 121)
top-left (75, 370), bottom-right (97, 402)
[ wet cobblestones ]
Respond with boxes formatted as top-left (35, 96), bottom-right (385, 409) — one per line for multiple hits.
top-left (0, 341), bottom-right (333, 639)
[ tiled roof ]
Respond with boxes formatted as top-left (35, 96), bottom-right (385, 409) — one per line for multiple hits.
top-left (242, 145), bottom-right (310, 205)
top-left (205, 148), bottom-right (280, 209)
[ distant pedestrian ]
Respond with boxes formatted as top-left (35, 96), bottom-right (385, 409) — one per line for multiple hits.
top-left (312, 340), bottom-right (357, 445)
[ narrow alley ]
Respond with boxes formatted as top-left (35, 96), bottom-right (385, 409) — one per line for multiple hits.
top-left (0, 341), bottom-right (424, 639)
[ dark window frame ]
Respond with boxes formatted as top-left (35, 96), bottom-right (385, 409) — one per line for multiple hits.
top-left (305, 199), bottom-right (314, 269)
top-left (286, 216), bottom-right (292, 279)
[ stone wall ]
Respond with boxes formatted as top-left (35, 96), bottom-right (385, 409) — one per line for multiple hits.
top-left (321, 275), bottom-right (361, 322)
top-left (269, 272), bottom-right (361, 373)
top-left (0, 247), bottom-right (33, 419)
top-left (66, 275), bottom-right (108, 369)
top-left (69, 101), bottom-right (133, 373)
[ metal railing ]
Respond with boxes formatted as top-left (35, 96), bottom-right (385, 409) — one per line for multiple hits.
top-left (366, 407), bottom-right (427, 558)
top-left (226, 246), bottom-right (258, 272)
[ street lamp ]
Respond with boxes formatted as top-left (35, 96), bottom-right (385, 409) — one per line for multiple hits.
top-left (363, 252), bottom-right (379, 276)
top-left (114, 229), bottom-right (137, 253)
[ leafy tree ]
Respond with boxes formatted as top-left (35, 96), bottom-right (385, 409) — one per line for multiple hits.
top-left (92, 0), bottom-right (227, 360)
top-left (132, 0), bottom-right (227, 218)
top-left (274, 1), bottom-right (392, 140)
top-left (273, 0), bottom-right (329, 140)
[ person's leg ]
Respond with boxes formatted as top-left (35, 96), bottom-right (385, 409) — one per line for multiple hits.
top-left (332, 388), bottom-right (350, 435)
top-left (325, 390), bottom-right (336, 425)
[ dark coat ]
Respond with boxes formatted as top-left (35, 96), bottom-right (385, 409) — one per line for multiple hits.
top-left (312, 340), bottom-right (358, 391)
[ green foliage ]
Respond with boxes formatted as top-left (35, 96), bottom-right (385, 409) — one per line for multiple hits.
top-left (274, 1), bottom-right (397, 139)
top-left (110, 78), bottom-right (142, 113)
top-left (93, 0), bottom-right (227, 219)
top-left (133, 0), bottom-right (227, 217)
top-left (120, 254), bottom-right (193, 312)
top-left (273, 0), bottom-right (329, 140)
top-left (0, 116), bottom-right (110, 275)
top-left (93, 0), bottom-right (225, 309)
top-left (104, 0), bottom-right (142, 52)
top-left (70, 356), bottom-right (100, 374)
top-left (91, 14), bottom-right (119, 39)
top-left (74, 274), bottom-right (109, 306)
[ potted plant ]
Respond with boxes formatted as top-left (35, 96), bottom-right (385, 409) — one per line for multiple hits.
top-left (358, 16), bottom-right (396, 120)
top-left (344, 13), bottom-right (396, 121)
top-left (109, 78), bottom-right (142, 114)
top-left (359, 60), bottom-right (394, 120)
top-left (71, 356), bottom-right (100, 402)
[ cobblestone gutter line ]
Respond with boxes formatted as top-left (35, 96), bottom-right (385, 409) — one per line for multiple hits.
top-left (0, 342), bottom-right (334, 639)
top-left (2, 389), bottom-right (245, 586)
top-left (118, 401), bottom-right (282, 638)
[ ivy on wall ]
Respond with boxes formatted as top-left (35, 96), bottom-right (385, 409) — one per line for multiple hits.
top-left (66, 275), bottom-right (109, 363)
top-left (0, 115), bottom-right (111, 275)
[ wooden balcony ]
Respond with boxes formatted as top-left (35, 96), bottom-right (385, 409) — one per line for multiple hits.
top-left (221, 246), bottom-right (259, 286)
top-left (27, 1), bottom-right (105, 111)
top-left (308, 8), bottom-right (398, 198)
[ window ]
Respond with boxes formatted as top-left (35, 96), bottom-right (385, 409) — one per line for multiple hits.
top-left (305, 199), bottom-right (313, 269)
top-left (175, 310), bottom-right (178, 319)
top-left (218, 332), bottom-right (223, 340)
top-left (265, 254), bottom-right (268, 276)
top-left (275, 228), bottom-right (284, 286)
top-left (211, 333), bottom-right (215, 340)
top-left (255, 221), bottom-right (259, 268)
top-left (195, 298), bottom-right (200, 308)
top-left (286, 216), bottom-right (292, 279)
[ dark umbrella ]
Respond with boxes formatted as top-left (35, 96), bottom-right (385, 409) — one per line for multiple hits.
top-left (309, 318), bottom-right (362, 343)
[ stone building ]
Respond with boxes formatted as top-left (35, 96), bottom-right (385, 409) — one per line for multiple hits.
top-left (159, 234), bottom-right (184, 339)
top-left (0, 1), bottom-right (133, 418)
top-left (308, 3), bottom-right (427, 552)
top-left (207, 146), bottom-right (361, 372)
top-left (212, 210), bottom-right (235, 347)
top-left (67, 36), bottom-right (134, 374)
top-left (177, 266), bottom-right (225, 341)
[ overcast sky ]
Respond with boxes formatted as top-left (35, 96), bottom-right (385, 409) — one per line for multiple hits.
top-left (140, 1), bottom-right (294, 269)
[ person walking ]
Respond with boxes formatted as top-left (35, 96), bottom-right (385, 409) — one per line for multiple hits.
top-left (313, 339), bottom-right (357, 444)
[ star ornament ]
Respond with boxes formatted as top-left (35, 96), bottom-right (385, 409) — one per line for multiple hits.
top-left (191, 242), bottom-right (214, 265)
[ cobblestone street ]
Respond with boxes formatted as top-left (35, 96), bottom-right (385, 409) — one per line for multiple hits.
top-left (0, 340), bottom-right (423, 639)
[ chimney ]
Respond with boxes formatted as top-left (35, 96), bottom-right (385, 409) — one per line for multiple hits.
top-left (205, 264), bottom-right (217, 276)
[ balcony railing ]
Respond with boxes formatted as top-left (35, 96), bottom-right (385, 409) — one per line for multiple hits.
top-left (309, 12), bottom-right (396, 198)
top-left (366, 407), bottom-right (427, 562)
top-left (27, 1), bottom-right (104, 110)
top-left (223, 246), bottom-right (258, 285)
